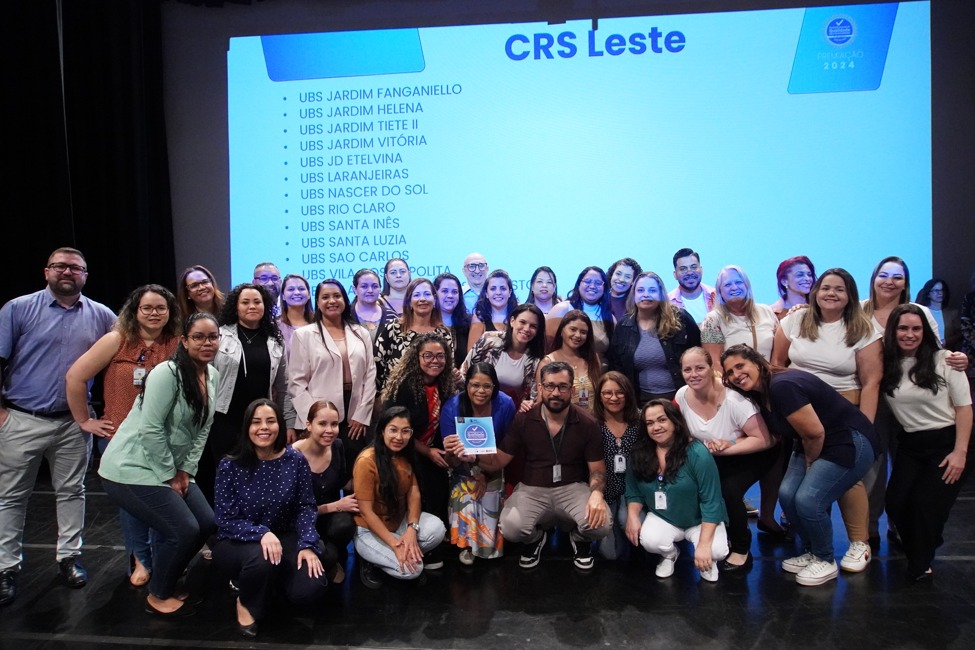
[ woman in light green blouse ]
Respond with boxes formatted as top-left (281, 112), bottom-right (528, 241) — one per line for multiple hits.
top-left (99, 313), bottom-right (221, 617)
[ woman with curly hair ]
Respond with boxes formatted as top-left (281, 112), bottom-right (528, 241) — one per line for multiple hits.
top-left (536, 310), bottom-right (602, 412)
top-left (608, 272), bottom-right (700, 405)
top-left (67, 284), bottom-right (182, 585)
top-left (197, 284), bottom-right (295, 505)
top-left (373, 278), bottom-right (454, 392)
top-left (467, 269), bottom-right (519, 350)
top-left (381, 333), bottom-right (457, 537)
top-left (176, 264), bottom-right (225, 317)
top-left (463, 303), bottom-right (546, 411)
top-left (548, 266), bottom-right (616, 363)
top-left (624, 399), bottom-right (728, 582)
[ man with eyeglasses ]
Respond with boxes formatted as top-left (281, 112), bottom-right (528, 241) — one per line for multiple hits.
top-left (0, 247), bottom-right (116, 605)
top-left (461, 252), bottom-right (489, 313)
top-left (448, 361), bottom-right (611, 571)
top-left (253, 262), bottom-right (283, 317)
top-left (668, 247), bottom-right (716, 325)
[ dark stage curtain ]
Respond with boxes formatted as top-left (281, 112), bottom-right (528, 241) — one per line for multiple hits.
top-left (4, 0), bottom-right (174, 312)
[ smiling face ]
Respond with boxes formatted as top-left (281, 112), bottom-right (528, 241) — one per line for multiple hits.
top-left (610, 264), bottom-right (635, 297)
top-left (248, 404), bottom-right (280, 453)
top-left (579, 270), bottom-right (605, 304)
top-left (237, 288), bottom-right (265, 329)
top-left (784, 263), bottom-right (814, 298)
top-left (253, 264), bottom-right (282, 302)
top-left (317, 283), bottom-right (346, 321)
top-left (599, 379), bottom-right (626, 416)
top-left (382, 416), bottom-right (413, 454)
top-left (719, 270), bottom-right (748, 305)
top-left (463, 254), bottom-right (488, 289)
top-left (283, 277), bottom-right (310, 308)
top-left (633, 276), bottom-right (662, 313)
top-left (561, 317), bottom-right (589, 352)
top-left (673, 255), bottom-right (702, 293)
top-left (354, 272), bottom-right (381, 306)
top-left (386, 260), bottom-right (410, 291)
top-left (418, 341), bottom-right (447, 382)
top-left (815, 273), bottom-right (849, 316)
top-left (306, 406), bottom-right (340, 450)
top-left (681, 349), bottom-right (712, 391)
top-left (185, 270), bottom-right (214, 307)
top-left (437, 278), bottom-right (460, 314)
top-left (486, 277), bottom-right (511, 311)
top-left (643, 404), bottom-right (675, 448)
top-left (874, 261), bottom-right (907, 303)
top-left (467, 372), bottom-right (495, 409)
top-left (722, 354), bottom-right (762, 393)
top-left (895, 312), bottom-right (924, 356)
top-left (510, 309), bottom-right (540, 347)
top-left (137, 291), bottom-right (170, 332)
top-left (531, 271), bottom-right (555, 302)
top-left (410, 281), bottom-right (435, 318)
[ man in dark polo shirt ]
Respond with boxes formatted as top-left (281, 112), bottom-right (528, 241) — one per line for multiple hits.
top-left (453, 361), bottom-right (611, 570)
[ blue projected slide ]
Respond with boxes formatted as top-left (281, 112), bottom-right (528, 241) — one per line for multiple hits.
top-left (228, 2), bottom-right (931, 303)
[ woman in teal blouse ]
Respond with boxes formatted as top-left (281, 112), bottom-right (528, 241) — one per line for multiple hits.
top-left (624, 399), bottom-right (729, 582)
top-left (99, 313), bottom-right (221, 617)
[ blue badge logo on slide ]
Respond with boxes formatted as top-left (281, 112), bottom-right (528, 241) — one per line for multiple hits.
top-left (465, 424), bottom-right (488, 447)
top-left (826, 17), bottom-right (855, 46)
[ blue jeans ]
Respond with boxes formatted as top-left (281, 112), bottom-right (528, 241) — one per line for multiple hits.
top-left (101, 479), bottom-right (214, 599)
top-left (779, 431), bottom-right (874, 561)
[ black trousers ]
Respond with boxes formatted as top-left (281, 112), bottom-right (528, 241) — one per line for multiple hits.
top-left (315, 512), bottom-right (356, 567)
top-left (714, 446), bottom-right (779, 555)
top-left (213, 532), bottom-right (328, 620)
top-left (885, 426), bottom-right (971, 577)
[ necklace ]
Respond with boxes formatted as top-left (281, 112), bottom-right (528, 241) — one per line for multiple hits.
top-left (239, 326), bottom-right (261, 345)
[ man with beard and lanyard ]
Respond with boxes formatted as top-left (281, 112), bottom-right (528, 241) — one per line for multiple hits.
top-left (0, 248), bottom-right (116, 605)
top-left (447, 361), bottom-right (611, 570)
top-left (253, 262), bottom-right (283, 318)
top-left (668, 248), bottom-right (716, 326)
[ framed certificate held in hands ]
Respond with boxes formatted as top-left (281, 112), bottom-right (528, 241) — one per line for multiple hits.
top-left (455, 417), bottom-right (497, 455)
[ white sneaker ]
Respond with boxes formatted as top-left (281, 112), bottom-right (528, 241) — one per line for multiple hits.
top-left (840, 541), bottom-right (872, 573)
top-left (459, 549), bottom-right (475, 566)
top-left (655, 549), bottom-right (679, 578)
top-left (700, 563), bottom-right (719, 583)
top-left (795, 559), bottom-right (838, 586)
top-left (782, 552), bottom-right (817, 574)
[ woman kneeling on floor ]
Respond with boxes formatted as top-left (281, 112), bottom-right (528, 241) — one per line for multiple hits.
top-left (213, 398), bottom-right (327, 638)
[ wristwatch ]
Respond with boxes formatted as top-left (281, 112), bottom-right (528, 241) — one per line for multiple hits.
top-left (408, 521), bottom-right (420, 533)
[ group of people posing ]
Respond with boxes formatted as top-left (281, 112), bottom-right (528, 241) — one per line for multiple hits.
top-left (1, 247), bottom-right (972, 637)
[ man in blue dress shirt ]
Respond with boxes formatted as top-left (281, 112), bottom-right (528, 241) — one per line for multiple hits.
top-left (0, 247), bottom-right (116, 605)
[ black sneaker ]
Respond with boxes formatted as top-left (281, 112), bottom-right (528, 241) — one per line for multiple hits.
top-left (0, 569), bottom-right (16, 606)
top-left (359, 560), bottom-right (383, 589)
top-left (571, 539), bottom-right (595, 571)
top-left (519, 531), bottom-right (547, 569)
top-left (423, 548), bottom-right (444, 571)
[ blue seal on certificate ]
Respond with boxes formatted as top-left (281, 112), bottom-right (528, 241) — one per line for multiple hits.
top-left (456, 417), bottom-right (497, 455)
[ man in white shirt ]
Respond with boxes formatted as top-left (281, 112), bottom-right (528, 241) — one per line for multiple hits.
top-left (668, 248), bottom-right (716, 325)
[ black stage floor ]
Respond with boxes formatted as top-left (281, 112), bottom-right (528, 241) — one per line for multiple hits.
top-left (1, 467), bottom-right (973, 649)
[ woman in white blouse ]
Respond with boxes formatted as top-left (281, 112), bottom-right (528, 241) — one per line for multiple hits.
top-left (289, 279), bottom-right (376, 469)
top-left (701, 265), bottom-right (779, 375)
top-left (772, 268), bottom-right (880, 573)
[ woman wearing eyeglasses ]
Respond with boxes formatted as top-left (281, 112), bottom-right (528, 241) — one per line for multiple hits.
top-left (440, 362), bottom-right (516, 564)
top-left (176, 265), bottom-right (225, 317)
top-left (98, 313), bottom-right (221, 617)
top-left (374, 278), bottom-right (454, 393)
top-left (548, 266), bottom-right (616, 364)
top-left (381, 333), bottom-right (457, 538)
top-left (67, 285), bottom-right (181, 586)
